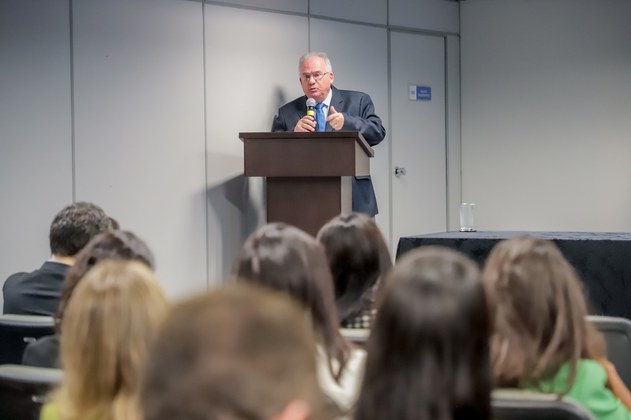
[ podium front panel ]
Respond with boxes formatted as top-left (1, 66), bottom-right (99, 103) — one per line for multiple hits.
top-left (266, 176), bottom-right (352, 236)
top-left (244, 137), bottom-right (369, 177)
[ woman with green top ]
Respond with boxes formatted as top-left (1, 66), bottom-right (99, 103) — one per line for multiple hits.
top-left (483, 236), bottom-right (631, 420)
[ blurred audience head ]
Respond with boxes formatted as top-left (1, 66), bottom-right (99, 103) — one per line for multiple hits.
top-left (233, 222), bottom-right (349, 382)
top-left (54, 260), bottom-right (168, 420)
top-left (142, 283), bottom-right (328, 420)
top-left (316, 212), bottom-right (392, 327)
top-left (49, 201), bottom-right (112, 257)
top-left (56, 230), bottom-right (155, 331)
top-left (482, 236), bottom-right (603, 389)
top-left (107, 216), bottom-right (120, 230)
top-left (356, 246), bottom-right (491, 420)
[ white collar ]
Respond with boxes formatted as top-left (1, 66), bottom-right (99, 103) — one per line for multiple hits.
top-left (321, 89), bottom-right (333, 107)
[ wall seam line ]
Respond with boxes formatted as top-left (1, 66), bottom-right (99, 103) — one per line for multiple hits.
top-left (69, 0), bottom-right (76, 202)
top-left (202, 0), bottom-right (211, 289)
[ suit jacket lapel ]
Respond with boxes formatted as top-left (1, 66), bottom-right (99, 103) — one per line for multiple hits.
top-left (328, 86), bottom-right (344, 131)
top-left (295, 96), bottom-right (308, 124)
top-left (330, 86), bottom-right (344, 112)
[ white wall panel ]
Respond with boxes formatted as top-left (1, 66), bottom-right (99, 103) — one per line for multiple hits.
top-left (0, 0), bottom-right (72, 308)
top-left (73, 0), bottom-right (207, 298)
top-left (205, 5), bottom-right (308, 282)
top-left (389, 0), bottom-right (459, 34)
top-left (461, 0), bottom-right (631, 231)
top-left (310, 0), bottom-right (386, 26)
top-left (390, 32), bottom-right (446, 241)
top-left (310, 19), bottom-right (391, 247)
top-left (208, 0), bottom-right (307, 14)
top-left (446, 35), bottom-right (461, 230)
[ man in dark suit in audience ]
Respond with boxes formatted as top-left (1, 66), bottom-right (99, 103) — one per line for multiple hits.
top-left (272, 52), bottom-right (386, 217)
top-left (2, 202), bottom-right (112, 315)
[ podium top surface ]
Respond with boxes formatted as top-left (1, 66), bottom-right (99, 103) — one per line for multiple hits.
top-left (239, 131), bottom-right (374, 158)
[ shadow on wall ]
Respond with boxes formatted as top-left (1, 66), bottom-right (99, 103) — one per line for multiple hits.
top-left (274, 85), bottom-right (288, 114)
top-left (207, 174), bottom-right (262, 280)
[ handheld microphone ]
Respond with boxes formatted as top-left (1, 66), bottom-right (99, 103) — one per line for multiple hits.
top-left (306, 98), bottom-right (316, 118)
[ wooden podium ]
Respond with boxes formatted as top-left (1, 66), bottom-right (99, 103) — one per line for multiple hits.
top-left (239, 131), bottom-right (374, 236)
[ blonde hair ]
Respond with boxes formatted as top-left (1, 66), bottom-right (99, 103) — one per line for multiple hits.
top-left (52, 260), bottom-right (168, 420)
top-left (482, 236), bottom-right (604, 391)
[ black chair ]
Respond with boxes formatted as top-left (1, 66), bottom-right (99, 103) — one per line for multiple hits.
top-left (0, 364), bottom-right (62, 420)
top-left (0, 315), bottom-right (55, 364)
top-left (493, 389), bottom-right (595, 420)
top-left (587, 315), bottom-right (631, 389)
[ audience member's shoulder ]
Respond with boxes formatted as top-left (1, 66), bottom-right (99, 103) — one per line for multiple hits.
top-left (337, 88), bottom-right (371, 98)
top-left (3, 263), bottom-right (67, 294)
top-left (38, 262), bottom-right (71, 280)
top-left (3, 272), bottom-right (27, 290)
top-left (280, 95), bottom-right (307, 110)
top-left (3, 263), bottom-right (67, 315)
top-left (348, 345), bottom-right (368, 372)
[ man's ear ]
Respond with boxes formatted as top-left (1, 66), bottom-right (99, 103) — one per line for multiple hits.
top-left (273, 399), bottom-right (311, 420)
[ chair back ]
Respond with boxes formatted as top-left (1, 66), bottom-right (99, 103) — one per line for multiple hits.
top-left (340, 328), bottom-right (369, 346)
top-left (492, 389), bottom-right (595, 420)
top-left (587, 315), bottom-right (631, 389)
top-left (0, 315), bottom-right (55, 364)
top-left (0, 364), bottom-right (62, 420)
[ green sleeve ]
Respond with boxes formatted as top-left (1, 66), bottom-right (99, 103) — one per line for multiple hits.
top-left (39, 403), bottom-right (60, 420)
top-left (564, 360), bottom-right (631, 420)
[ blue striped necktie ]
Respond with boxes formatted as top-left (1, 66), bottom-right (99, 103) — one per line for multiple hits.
top-left (315, 103), bottom-right (326, 132)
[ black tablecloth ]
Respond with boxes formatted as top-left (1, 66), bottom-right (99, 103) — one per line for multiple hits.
top-left (396, 231), bottom-right (631, 318)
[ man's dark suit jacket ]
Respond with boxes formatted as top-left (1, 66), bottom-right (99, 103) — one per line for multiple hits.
top-left (271, 86), bottom-right (386, 217)
top-left (2, 261), bottom-right (69, 315)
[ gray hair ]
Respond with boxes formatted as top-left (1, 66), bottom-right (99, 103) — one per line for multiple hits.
top-left (298, 52), bottom-right (333, 73)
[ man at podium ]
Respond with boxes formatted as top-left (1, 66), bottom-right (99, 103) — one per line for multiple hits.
top-left (271, 52), bottom-right (386, 217)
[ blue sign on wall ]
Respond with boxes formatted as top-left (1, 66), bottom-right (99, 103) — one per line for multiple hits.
top-left (408, 85), bottom-right (432, 101)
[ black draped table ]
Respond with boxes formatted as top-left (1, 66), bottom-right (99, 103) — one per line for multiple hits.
top-left (396, 231), bottom-right (631, 318)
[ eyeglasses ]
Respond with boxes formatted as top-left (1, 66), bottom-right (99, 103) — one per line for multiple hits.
top-left (300, 72), bottom-right (330, 82)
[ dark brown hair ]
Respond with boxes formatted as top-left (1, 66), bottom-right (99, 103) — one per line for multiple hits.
top-left (482, 236), bottom-right (604, 391)
top-left (233, 223), bottom-right (350, 383)
top-left (56, 230), bottom-right (154, 331)
top-left (141, 284), bottom-right (328, 420)
top-left (316, 213), bottom-right (392, 326)
top-left (49, 202), bottom-right (112, 257)
top-left (355, 246), bottom-right (491, 420)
